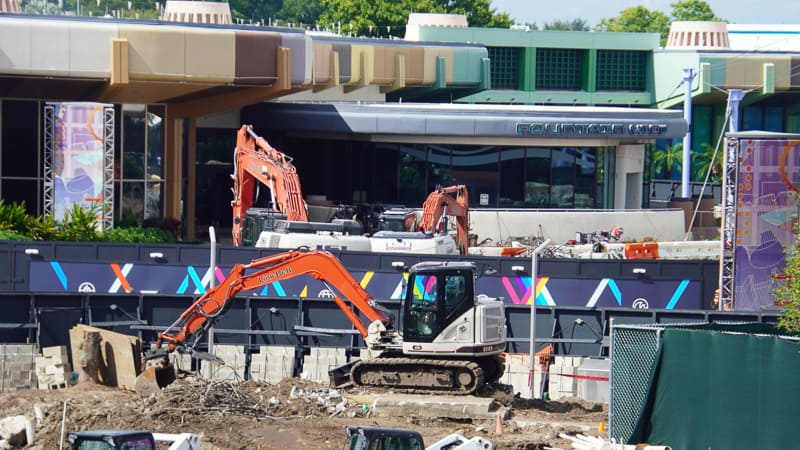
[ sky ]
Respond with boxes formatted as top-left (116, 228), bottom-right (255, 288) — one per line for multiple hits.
top-left (490, 0), bottom-right (799, 27)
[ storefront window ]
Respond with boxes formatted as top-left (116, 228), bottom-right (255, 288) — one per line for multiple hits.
top-left (120, 104), bottom-right (165, 224)
top-left (500, 148), bottom-right (525, 207)
top-left (525, 148), bottom-right (551, 207)
top-left (551, 150), bottom-right (575, 208)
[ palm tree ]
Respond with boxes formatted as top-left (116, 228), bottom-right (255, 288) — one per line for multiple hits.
top-left (651, 142), bottom-right (683, 180)
top-left (692, 142), bottom-right (723, 183)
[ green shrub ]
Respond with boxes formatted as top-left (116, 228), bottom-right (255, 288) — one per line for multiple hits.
top-left (0, 229), bottom-right (32, 241)
top-left (0, 201), bottom-right (182, 244)
top-left (101, 226), bottom-right (175, 243)
top-left (56, 203), bottom-right (100, 242)
top-left (0, 200), bottom-right (29, 233)
top-left (25, 214), bottom-right (59, 241)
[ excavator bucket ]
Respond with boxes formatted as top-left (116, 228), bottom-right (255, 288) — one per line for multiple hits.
top-left (134, 361), bottom-right (176, 395)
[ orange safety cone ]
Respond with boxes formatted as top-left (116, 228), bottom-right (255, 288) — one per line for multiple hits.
top-left (598, 422), bottom-right (606, 433)
top-left (495, 414), bottom-right (504, 435)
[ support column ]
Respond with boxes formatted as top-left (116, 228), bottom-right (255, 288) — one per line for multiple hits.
top-left (164, 116), bottom-right (183, 225)
top-left (681, 68), bottom-right (696, 199)
top-left (186, 118), bottom-right (196, 240)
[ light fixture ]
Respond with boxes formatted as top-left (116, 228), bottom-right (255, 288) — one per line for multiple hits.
top-left (632, 267), bottom-right (647, 275)
top-left (512, 265), bottom-right (525, 272)
top-left (149, 252), bottom-right (164, 260)
top-left (391, 261), bottom-right (405, 268)
top-left (24, 248), bottom-right (39, 256)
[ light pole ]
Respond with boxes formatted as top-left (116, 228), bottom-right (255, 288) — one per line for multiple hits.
top-left (529, 238), bottom-right (551, 399)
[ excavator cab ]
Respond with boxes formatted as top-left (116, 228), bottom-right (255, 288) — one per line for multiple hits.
top-left (402, 263), bottom-right (474, 342)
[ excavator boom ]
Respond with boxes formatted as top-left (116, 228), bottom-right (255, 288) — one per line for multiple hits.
top-left (232, 125), bottom-right (308, 246)
top-left (153, 249), bottom-right (392, 353)
top-left (417, 185), bottom-right (470, 255)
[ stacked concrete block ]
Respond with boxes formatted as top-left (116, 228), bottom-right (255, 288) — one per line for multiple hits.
top-left (301, 347), bottom-right (347, 384)
top-left (35, 346), bottom-right (72, 390)
top-left (0, 344), bottom-right (36, 392)
top-left (548, 356), bottom-right (585, 400)
top-left (250, 346), bottom-right (295, 383)
top-left (199, 345), bottom-right (246, 381)
top-left (500, 353), bottom-right (546, 399)
top-left (169, 352), bottom-right (193, 372)
top-left (575, 358), bottom-right (610, 403)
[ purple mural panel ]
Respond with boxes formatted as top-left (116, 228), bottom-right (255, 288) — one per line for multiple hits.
top-left (734, 139), bottom-right (800, 310)
top-left (50, 102), bottom-right (108, 221)
top-left (29, 261), bottom-right (700, 310)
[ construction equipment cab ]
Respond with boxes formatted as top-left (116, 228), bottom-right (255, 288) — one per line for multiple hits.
top-left (139, 248), bottom-right (506, 395)
top-left (67, 430), bottom-right (200, 450)
top-left (344, 426), bottom-right (493, 450)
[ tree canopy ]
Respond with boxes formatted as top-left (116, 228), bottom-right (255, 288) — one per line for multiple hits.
top-left (20, 0), bottom-right (513, 34)
top-left (595, 0), bottom-right (725, 44)
top-left (316, 0), bottom-right (512, 37)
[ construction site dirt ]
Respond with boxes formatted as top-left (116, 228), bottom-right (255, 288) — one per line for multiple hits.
top-left (2, 376), bottom-right (608, 450)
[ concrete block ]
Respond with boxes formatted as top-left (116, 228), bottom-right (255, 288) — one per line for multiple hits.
top-left (372, 394), bottom-right (505, 421)
top-left (200, 345), bottom-right (246, 380)
top-left (42, 346), bottom-right (69, 364)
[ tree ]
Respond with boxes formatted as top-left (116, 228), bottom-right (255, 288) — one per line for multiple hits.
top-left (595, 1), bottom-right (725, 45)
top-left (317, 0), bottom-right (511, 37)
top-left (774, 216), bottom-right (800, 333)
top-left (277, 0), bottom-right (325, 28)
top-left (670, 0), bottom-right (724, 22)
top-left (692, 142), bottom-right (723, 183)
top-left (543, 18), bottom-right (589, 31)
top-left (435, 0), bottom-right (513, 28)
top-left (651, 142), bottom-right (683, 180)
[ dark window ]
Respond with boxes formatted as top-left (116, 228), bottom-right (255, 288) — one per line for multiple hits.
top-left (535, 48), bottom-right (583, 90)
top-left (525, 148), bottom-right (551, 207)
top-left (596, 50), bottom-right (647, 91)
top-left (488, 47), bottom-right (521, 89)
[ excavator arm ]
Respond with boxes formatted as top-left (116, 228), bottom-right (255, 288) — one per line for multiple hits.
top-left (231, 125), bottom-right (308, 246)
top-left (153, 248), bottom-right (394, 354)
top-left (417, 185), bottom-right (470, 255)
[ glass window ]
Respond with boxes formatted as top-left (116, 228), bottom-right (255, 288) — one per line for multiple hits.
top-left (122, 182), bottom-right (144, 220)
top-left (525, 148), bottom-right (551, 207)
top-left (146, 105), bottom-right (164, 179)
top-left (500, 148), bottom-right (525, 207)
top-left (574, 148), bottom-right (596, 208)
top-left (409, 274), bottom-right (439, 337)
top-left (122, 104), bottom-right (146, 180)
top-left (536, 48), bottom-right (583, 90)
top-left (596, 50), bottom-right (647, 91)
top-left (398, 147), bottom-right (427, 204)
top-left (551, 150), bottom-right (575, 208)
top-left (488, 47), bottom-right (521, 90)
top-left (144, 181), bottom-right (163, 220)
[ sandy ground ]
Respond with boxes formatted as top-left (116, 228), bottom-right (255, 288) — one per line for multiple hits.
top-left (1, 376), bottom-right (608, 450)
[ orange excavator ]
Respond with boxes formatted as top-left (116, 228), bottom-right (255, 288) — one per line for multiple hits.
top-left (376, 185), bottom-right (470, 255)
top-left (417, 184), bottom-right (470, 255)
top-left (231, 125), bottom-right (308, 246)
top-left (137, 247), bottom-right (506, 395)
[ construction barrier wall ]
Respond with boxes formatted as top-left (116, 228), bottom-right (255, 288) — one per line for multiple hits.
top-left (611, 322), bottom-right (799, 448)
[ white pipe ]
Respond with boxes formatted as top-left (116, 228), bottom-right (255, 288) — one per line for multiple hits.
top-left (528, 238), bottom-right (551, 399)
top-left (58, 400), bottom-right (67, 450)
top-left (681, 68), bottom-right (695, 199)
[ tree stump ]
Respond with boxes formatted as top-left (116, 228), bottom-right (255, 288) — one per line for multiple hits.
top-left (78, 331), bottom-right (103, 384)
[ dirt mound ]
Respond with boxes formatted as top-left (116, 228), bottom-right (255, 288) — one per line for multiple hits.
top-left (1, 376), bottom-right (607, 450)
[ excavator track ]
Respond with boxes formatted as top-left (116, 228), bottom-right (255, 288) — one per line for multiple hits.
top-left (350, 357), bottom-right (485, 395)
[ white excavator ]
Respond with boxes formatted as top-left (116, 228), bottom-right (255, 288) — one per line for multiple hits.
top-left (136, 247), bottom-right (507, 395)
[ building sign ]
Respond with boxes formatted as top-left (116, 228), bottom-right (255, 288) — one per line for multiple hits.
top-left (516, 122), bottom-right (669, 137)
